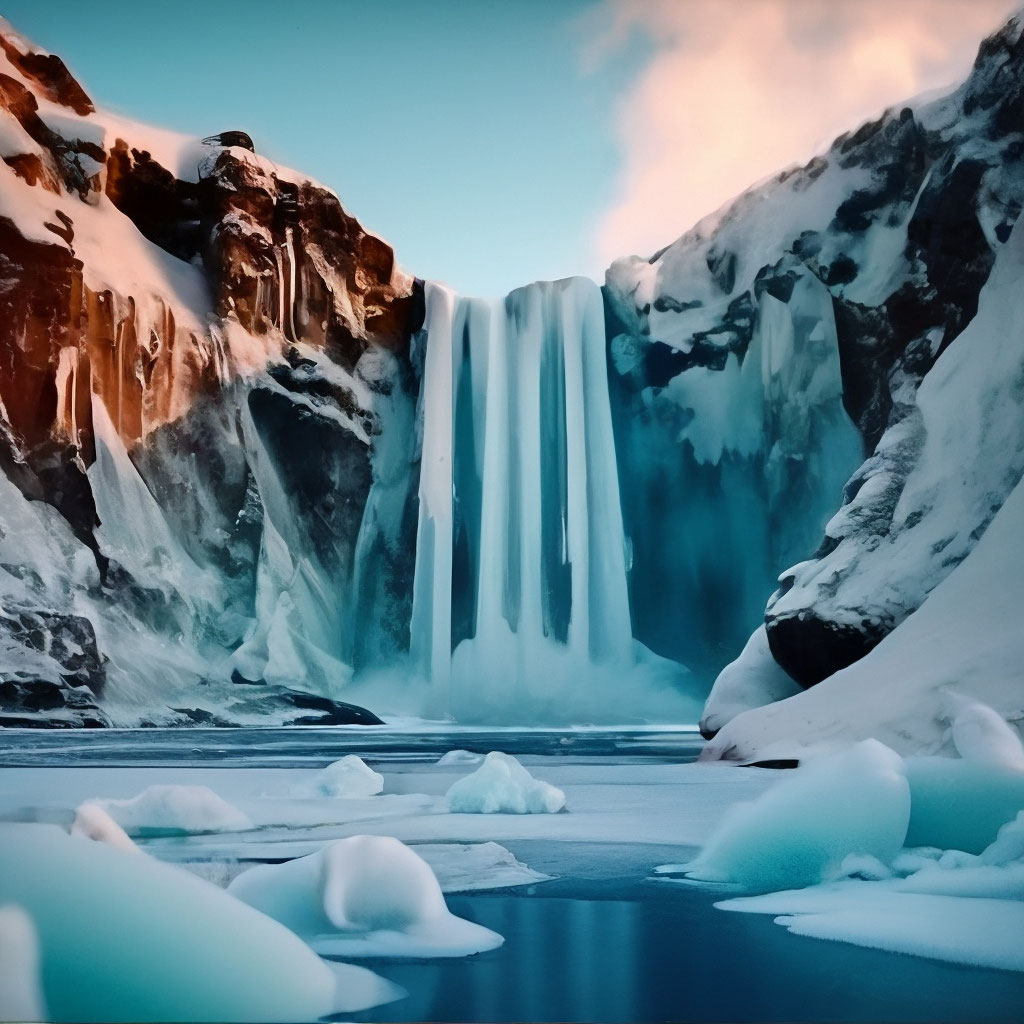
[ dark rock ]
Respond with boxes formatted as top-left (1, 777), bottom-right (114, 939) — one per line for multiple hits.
top-left (278, 689), bottom-right (384, 725)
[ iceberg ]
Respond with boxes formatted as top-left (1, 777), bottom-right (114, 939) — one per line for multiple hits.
top-left (0, 905), bottom-right (46, 1024)
top-left (446, 751), bottom-right (566, 814)
top-left (83, 785), bottom-right (252, 836)
top-left (283, 755), bottom-right (384, 799)
top-left (228, 834), bottom-right (503, 958)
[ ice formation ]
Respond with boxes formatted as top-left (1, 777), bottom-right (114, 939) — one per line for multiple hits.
top-left (950, 700), bottom-right (1024, 770)
top-left (436, 749), bottom-right (484, 766)
top-left (446, 751), bottom-right (566, 814)
top-left (228, 834), bottom-right (504, 958)
top-left (70, 802), bottom-right (139, 853)
top-left (413, 841), bottom-right (553, 892)
top-left (410, 276), bottom-right (702, 723)
top-left (0, 905), bottom-right (46, 1024)
top-left (685, 741), bottom-right (910, 891)
top-left (85, 785), bottom-right (253, 835)
top-left (284, 756), bottom-right (384, 799)
top-left (0, 824), bottom-right (402, 1021)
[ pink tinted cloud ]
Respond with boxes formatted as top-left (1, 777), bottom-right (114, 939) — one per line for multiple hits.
top-left (589, 0), bottom-right (1020, 265)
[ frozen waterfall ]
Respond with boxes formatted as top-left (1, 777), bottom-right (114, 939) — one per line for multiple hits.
top-left (410, 279), bottom-right (689, 722)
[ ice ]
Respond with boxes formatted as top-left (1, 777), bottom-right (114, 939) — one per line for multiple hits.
top-left (413, 841), bottom-right (554, 892)
top-left (721, 887), bottom-right (1024, 973)
top-left (436, 749), bottom-right (484, 766)
top-left (84, 785), bottom-right (253, 836)
top-left (228, 835), bottom-right (504, 958)
top-left (446, 752), bottom-right (566, 814)
top-left (70, 803), bottom-right (139, 853)
top-left (0, 906), bottom-right (46, 1024)
top-left (904, 757), bottom-right (1024, 854)
top-left (0, 824), bottom-right (401, 1021)
top-left (282, 756), bottom-right (384, 799)
top-left (951, 700), bottom-right (1024, 770)
top-left (980, 812), bottom-right (1024, 866)
top-left (685, 741), bottom-right (910, 891)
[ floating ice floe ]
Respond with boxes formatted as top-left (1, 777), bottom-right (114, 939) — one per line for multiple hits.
top-left (446, 752), bottom-right (566, 814)
top-left (84, 784), bottom-right (253, 836)
top-left (684, 740), bottom-right (910, 891)
top-left (414, 841), bottom-right (553, 891)
top-left (282, 756), bottom-right (384, 799)
top-left (0, 905), bottom-right (47, 1024)
top-left (228, 834), bottom-right (504, 958)
top-left (70, 802), bottom-right (139, 853)
top-left (436, 749), bottom-right (484, 766)
top-left (0, 824), bottom-right (402, 1022)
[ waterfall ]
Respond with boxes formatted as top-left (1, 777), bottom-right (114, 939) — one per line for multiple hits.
top-left (410, 277), bottom-right (670, 722)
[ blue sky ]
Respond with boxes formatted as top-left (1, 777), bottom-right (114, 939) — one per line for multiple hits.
top-left (4, 0), bottom-right (648, 296)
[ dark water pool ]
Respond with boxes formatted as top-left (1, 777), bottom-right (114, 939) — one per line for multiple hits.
top-left (354, 881), bottom-right (1024, 1023)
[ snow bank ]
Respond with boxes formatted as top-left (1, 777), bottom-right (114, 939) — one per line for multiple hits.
top-left (70, 803), bottom-right (139, 853)
top-left (229, 835), bottom-right (503, 958)
top-left (284, 756), bottom-right (384, 798)
top-left (446, 752), bottom-right (566, 814)
top-left (85, 785), bottom-right (252, 835)
top-left (0, 905), bottom-right (46, 1024)
top-left (0, 824), bottom-right (401, 1021)
top-left (685, 741), bottom-right (910, 891)
top-left (904, 757), bottom-right (1024, 854)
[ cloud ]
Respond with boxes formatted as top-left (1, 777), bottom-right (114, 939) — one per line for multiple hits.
top-left (588, 0), bottom-right (1020, 266)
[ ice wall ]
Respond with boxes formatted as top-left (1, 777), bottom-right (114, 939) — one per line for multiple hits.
top-left (411, 278), bottom-right (696, 723)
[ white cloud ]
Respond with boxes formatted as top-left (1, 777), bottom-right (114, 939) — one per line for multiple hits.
top-left (588, 0), bottom-right (1020, 265)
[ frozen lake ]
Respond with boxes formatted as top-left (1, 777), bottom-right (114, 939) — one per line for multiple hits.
top-left (2, 727), bottom-right (1022, 1022)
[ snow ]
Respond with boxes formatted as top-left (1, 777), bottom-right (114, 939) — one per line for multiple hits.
top-left (84, 785), bottom-right (253, 836)
top-left (281, 755), bottom-right (384, 799)
top-left (0, 905), bottom-right (46, 1024)
top-left (446, 752), bottom-right (567, 814)
top-left (704, 337), bottom-right (1024, 763)
top-left (685, 741), bottom-right (910, 891)
top-left (228, 835), bottom-right (504, 958)
top-left (951, 700), bottom-right (1024, 770)
top-left (0, 824), bottom-right (401, 1021)
top-left (70, 803), bottom-right (139, 853)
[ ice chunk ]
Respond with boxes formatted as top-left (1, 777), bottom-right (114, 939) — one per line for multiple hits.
top-left (436, 749), bottom-right (484, 766)
top-left (950, 700), bottom-right (1024, 770)
top-left (70, 803), bottom-right (139, 853)
top-left (685, 741), bottom-right (910, 892)
top-left (979, 811), bottom-right (1024, 866)
top-left (0, 906), bottom-right (46, 1024)
top-left (446, 752), bottom-right (566, 814)
top-left (285, 756), bottom-right (384, 799)
top-left (85, 785), bottom-right (253, 835)
top-left (413, 842), bottom-right (553, 892)
top-left (0, 824), bottom-right (402, 1021)
top-left (721, 887), bottom-right (1024, 973)
top-left (228, 835), bottom-right (503, 958)
top-left (904, 757), bottom-right (1024, 853)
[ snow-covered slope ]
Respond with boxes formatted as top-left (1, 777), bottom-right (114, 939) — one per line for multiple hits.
top-left (605, 8), bottom-right (1024, 749)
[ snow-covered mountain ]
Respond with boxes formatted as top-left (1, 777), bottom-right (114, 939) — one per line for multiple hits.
top-left (604, 10), bottom-right (1024, 755)
top-left (0, 9), bottom-right (1022, 743)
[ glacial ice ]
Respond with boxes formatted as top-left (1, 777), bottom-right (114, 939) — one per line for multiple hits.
top-left (0, 824), bottom-right (402, 1021)
top-left (413, 841), bottom-right (553, 892)
top-left (436, 749), bottom-right (484, 766)
top-left (685, 741), bottom-right (910, 891)
top-left (283, 756), bottom-right (384, 799)
top-left (951, 700), bottom-right (1024, 770)
top-left (0, 905), bottom-right (46, 1024)
top-left (446, 752), bottom-right (566, 814)
top-left (228, 834), bottom-right (503, 958)
top-left (85, 785), bottom-right (253, 836)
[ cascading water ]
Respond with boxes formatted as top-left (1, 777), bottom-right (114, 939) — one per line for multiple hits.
top-left (410, 278), bottom-right (696, 723)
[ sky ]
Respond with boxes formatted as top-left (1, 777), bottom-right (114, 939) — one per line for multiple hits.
top-left (3, 0), bottom-right (1019, 295)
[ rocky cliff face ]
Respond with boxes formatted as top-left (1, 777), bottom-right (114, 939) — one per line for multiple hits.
top-left (603, 11), bottom-right (1024, 745)
top-left (0, 18), bottom-right (422, 725)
